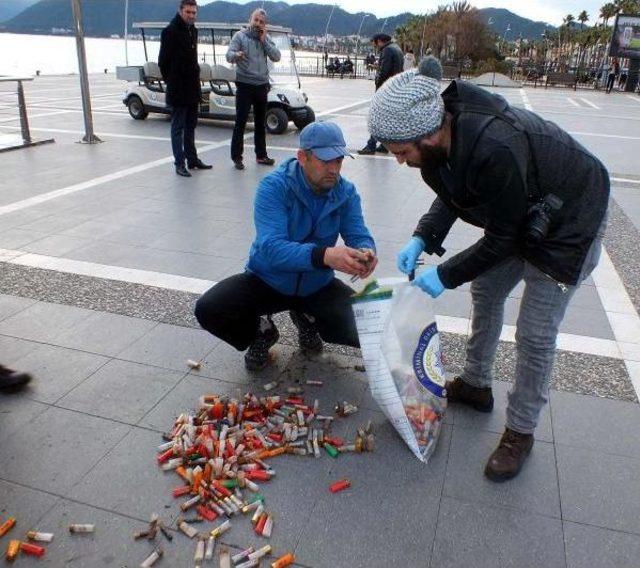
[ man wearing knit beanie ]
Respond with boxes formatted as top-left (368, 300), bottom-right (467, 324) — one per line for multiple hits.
top-left (369, 57), bottom-right (609, 482)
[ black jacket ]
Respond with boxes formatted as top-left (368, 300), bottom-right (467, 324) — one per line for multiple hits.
top-left (375, 41), bottom-right (404, 89)
top-left (158, 13), bottom-right (201, 107)
top-left (415, 80), bottom-right (609, 288)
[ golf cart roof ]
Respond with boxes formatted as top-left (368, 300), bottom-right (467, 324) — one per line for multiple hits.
top-left (133, 22), bottom-right (293, 34)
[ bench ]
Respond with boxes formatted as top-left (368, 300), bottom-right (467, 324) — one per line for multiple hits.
top-left (544, 72), bottom-right (577, 90)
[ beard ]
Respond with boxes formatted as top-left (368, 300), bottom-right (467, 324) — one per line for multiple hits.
top-left (415, 141), bottom-right (448, 169)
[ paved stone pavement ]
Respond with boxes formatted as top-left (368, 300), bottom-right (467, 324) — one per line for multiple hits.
top-left (0, 73), bottom-right (639, 566)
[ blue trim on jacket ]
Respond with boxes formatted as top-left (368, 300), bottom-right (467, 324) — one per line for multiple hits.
top-left (246, 157), bottom-right (375, 297)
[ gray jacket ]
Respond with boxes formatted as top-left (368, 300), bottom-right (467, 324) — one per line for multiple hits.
top-left (226, 28), bottom-right (281, 85)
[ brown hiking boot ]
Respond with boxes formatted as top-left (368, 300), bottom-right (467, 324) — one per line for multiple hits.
top-left (445, 376), bottom-right (494, 412)
top-left (484, 428), bottom-right (534, 482)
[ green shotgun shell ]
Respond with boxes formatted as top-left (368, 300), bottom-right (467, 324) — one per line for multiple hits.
top-left (221, 479), bottom-right (238, 489)
top-left (324, 443), bottom-right (339, 458)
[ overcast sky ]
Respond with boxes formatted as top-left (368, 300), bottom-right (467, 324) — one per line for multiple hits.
top-left (200, 1), bottom-right (606, 26)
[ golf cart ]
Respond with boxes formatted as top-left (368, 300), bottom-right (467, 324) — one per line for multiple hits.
top-left (116, 22), bottom-right (315, 134)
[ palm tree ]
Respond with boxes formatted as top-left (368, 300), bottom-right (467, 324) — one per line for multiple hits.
top-left (599, 2), bottom-right (617, 25)
top-left (578, 10), bottom-right (589, 29)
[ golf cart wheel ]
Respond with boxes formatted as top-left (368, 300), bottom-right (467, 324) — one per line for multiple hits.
top-left (127, 95), bottom-right (148, 120)
top-left (294, 106), bottom-right (316, 130)
top-left (266, 107), bottom-right (289, 135)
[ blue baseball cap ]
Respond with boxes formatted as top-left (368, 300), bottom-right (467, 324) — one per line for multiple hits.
top-left (299, 121), bottom-right (353, 161)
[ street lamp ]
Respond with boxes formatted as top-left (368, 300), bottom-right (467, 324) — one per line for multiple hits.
top-left (324, 4), bottom-right (337, 55)
top-left (355, 14), bottom-right (369, 75)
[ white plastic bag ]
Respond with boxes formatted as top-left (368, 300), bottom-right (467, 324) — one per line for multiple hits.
top-left (352, 281), bottom-right (447, 462)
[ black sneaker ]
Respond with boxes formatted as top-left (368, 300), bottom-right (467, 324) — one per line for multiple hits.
top-left (244, 317), bottom-right (280, 371)
top-left (0, 365), bottom-right (32, 392)
top-left (289, 311), bottom-right (323, 355)
top-left (375, 145), bottom-right (389, 153)
top-left (357, 146), bottom-right (376, 155)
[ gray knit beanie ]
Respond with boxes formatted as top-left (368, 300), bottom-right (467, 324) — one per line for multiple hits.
top-left (368, 56), bottom-right (445, 143)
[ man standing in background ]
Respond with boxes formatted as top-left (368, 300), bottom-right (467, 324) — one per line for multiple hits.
top-left (226, 9), bottom-right (281, 171)
top-left (357, 33), bottom-right (404, 155)
top-left (159, 0), bottom-right (212, 177)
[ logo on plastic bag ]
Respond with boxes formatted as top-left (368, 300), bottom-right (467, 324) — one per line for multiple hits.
top-left (412, 323), bottom-right (446, 398)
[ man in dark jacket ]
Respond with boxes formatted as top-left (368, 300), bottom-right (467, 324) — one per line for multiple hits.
top-left (368, 58), bottom-right (609, 481)
top-left (357, 33), bottom-right (404, 155)
top-left (158, 0), bottom-right (211, 177)
top-left (195, 122), bottom-right (377, 371)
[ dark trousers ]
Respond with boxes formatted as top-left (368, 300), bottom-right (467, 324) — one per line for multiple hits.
top-left (606, 73), bottom-right (617, 93)
top-left (171, 104), bottom-right (198, 166)
top-left (231, 82), bottom-right (269, 161)
top-left (195, 272), bottom-right (359, 351)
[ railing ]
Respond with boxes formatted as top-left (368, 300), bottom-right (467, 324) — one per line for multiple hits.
top-left (0, 77), bottom-right (55, 152)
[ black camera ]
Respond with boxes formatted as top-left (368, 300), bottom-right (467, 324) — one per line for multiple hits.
top-left (525, 193), bottom-right (563, 245)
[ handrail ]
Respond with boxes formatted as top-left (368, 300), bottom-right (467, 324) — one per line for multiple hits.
top-left (0, 76), bottom-right (54, 152)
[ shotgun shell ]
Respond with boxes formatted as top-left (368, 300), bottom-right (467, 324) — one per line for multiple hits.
top-left (247, 545), bottom-right (272, 562)
top-left (5, 540), bottom-right (20, 562)
top-left (180, 494), bottom-right (201, 511)
top-left (19, 542), bottom-right (46, 557)
top-left (0, 518), bottom-right (16, 538)
top-left (197, 504), bottom-right (218, 522)
top-left (261, 514), bottom-right (274, 538)
top-left (26, 531), bottom-right (54, 543)
top-left (271, 553), bottom-right (296, 568)
top-left (263, 382), bottom-right (278, 392)
top-left (218, 545), bottom-right (231, 568)
top-left (324, 443), bottom-right (339, 458)
top-left (139, 547), bottom-right (163, 568)
top-left (210, 519), bottom-right (230, 539)
top-left (232, 547), bottom-right (255, 564)
top-left (254, 512), bottom-right (268, 535)
top-left (204, 535), bottom-right (216, 560)
top-left (173, 485), bottom-right (192, 498)
top-left (251, 503), bottom-right (265, 524)
top-left (194, 536), bottom-right (206, 564)
top-left (235, 560), bottom-right (260, 568)
top-left (305, 380), bottom-right (323, 386)
top-left (177, 519), bottom-right (198, 539)
top-left (329, 479), bottom-right (351, 493)
top-left (69, 524), bottom-right (95, 533)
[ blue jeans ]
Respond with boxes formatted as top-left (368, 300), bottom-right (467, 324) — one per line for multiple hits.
top-left (461, 221), bottom-right (606, 434)
top-left (170, 104), bottom-right (198, 167)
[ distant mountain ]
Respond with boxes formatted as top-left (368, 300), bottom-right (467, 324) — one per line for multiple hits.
top-left (0, 0), bottom-right (39, 23)
top-left (478, 8), bottom-right (555, 41)
top-left (2, 0), bottom-right (555, 40)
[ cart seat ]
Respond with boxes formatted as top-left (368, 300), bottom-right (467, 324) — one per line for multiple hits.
top-left (199, 63), bottom-right (214, 94)
top-left (208, 65), bottom-right (236, 96)
top-left (143, 62), bottom-right (164, 92)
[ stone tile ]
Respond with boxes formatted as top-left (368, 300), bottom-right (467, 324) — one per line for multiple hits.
top-left (0, 301), bottom-right (94, 343)
top-left (556, 444), bottom-right (640, 534)
top-left (8, 343), bottom-right (109, 404)
top-left (0, 479), bottom-right (59, 532)
top-left (443, 427), bottom-right (561, 518)
top-left (117, 323), bottom-right (219, 373)
top-left (21, 234), bottom-right (89, 256)
top-left (35, 500), bottom-right (195, 567)
top-left (69, 427), bottom-right (182, 520)
top-left (57, 359), bottom-right (184, 424)
top-left (559, 305), bottom-right (615, 340)
top-left (550, 390), bottom-right (640, 458)
top-left (431, 497), bottom-right (565, 568)
top-left (295, 418), bottom-right (448, 567)
top-left (0, 294), bottom-right (37, 321)
top-left (564, 521), bottom-right (640, 568)
top-left (200, 340), bottom-right (295, 384)
top-left (0, 334), bottom-right (41, 363)
top-left (138, 373), bottom-right (244, 432)
top-left (0, 227), bottom-right (48, 249)
top-left (54, 311), bottom-right (158, 357)
top-left (0, 395), bottom-right (49, 444)
top-left (0, 406), bottom-right (130, 494)
top-left (451, 379), bottom-right (553, 442)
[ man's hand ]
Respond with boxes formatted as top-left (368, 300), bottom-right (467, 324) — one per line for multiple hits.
top-left (235, 51), bottom-right (247, 61)
top-left (412, 266), bottom-right (445, 298)
top-left (324, 247), bottom-right (373, 277)
top-left (358, 248), bottom-right (378, 279)
top-left (397, 236), bottom-right (424, 274)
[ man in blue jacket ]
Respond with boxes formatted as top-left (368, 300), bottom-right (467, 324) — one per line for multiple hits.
top-left (195, 122), bottom-right (377, 371)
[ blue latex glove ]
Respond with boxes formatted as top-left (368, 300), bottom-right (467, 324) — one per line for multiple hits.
top-left (396, 236), bottom-right (425, 274)
top-left (413, 266), bottom-right (445, 298)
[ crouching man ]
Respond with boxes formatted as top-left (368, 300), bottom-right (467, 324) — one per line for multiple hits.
top-left (195, 122), bottom-right (378, 371)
